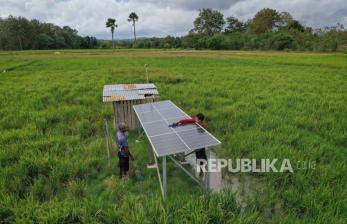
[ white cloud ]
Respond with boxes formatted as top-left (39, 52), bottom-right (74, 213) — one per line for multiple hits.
top-left (0, 0), bottom-right (346, 39)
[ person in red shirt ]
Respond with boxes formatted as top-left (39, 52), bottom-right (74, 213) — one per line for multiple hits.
top-left (171, 113), bottom-right (207, 176)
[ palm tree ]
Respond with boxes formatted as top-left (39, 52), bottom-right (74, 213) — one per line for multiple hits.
top-left (128, 12), bottom-right (139, 46)
top-left (106, 18), bottom-right (117, 50)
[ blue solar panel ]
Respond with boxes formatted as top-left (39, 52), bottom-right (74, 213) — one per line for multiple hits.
top-left (133, 100), bottom-right (221, 157)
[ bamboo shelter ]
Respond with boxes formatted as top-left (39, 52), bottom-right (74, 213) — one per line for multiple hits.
top-left (102, 83), bottom-right (159, 129)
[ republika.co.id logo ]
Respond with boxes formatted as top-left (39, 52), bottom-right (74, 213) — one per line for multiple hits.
top-left (196, 158), bottom-right (315, 173)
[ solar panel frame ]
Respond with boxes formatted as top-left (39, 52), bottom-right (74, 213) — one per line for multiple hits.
top-left (132, 103), bottom-right (156, 114)
top-left (150, 133), bottom-right (190, 156)
top-left (158, 107), bottom-right (187, 119)
top-left (136, 110), bottom-right (162, 123)
top-left (179, 127), bottom-right (221, 150)
top-left (133, 100), bottom-right (221, 157)
top-left (141, 120), bottom-right (174, 136)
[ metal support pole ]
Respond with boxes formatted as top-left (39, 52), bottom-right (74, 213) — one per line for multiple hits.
top-left (163, 156), bottom-right (167, 198)
top-left (104, 119), bottom-right (111, 165)
top-left (206, 148), bottom-right (210, 190)
top-left (153, 154), bottom-right (164, 198)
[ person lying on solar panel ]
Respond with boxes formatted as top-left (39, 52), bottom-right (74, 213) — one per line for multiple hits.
top-left (116, 122), bottom-right (134, 179)
top-left (170, 113), bottom-right (207, 177)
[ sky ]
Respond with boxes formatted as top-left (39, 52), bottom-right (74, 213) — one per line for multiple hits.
top-left (1, 0), bottom-right (346, 39)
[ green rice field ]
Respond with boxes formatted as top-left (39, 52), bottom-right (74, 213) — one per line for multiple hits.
top-left (0, 49), bottom-right (346, 223)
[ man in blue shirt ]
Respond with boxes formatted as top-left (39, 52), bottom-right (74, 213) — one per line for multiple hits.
top-left (116, 122), bottom-right (134, 178)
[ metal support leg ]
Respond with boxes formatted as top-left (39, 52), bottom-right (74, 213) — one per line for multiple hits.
top-left (163, 156), bottom-right (167, 198)
top-left (153, 154), bottom-right (164, 198)
top-left (206, 149), bottom-right (210, 190)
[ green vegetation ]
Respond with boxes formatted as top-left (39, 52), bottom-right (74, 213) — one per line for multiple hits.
top-left (0, 16), bottom-right (98, 50)
top-left (114, 8), bottom-right (347, 52)
top-left (0, 50), bottom-right (346, 223)
top-left (2, 7), bottom-right (347, 52)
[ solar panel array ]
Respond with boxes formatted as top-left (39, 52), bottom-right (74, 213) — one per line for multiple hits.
top-left (133, 100), bottom-right (221, 157)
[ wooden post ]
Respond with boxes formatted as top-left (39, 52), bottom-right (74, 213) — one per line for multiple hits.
top-left (126, 101), bottom-right (130, 128)
top-left (119, 101), bottom-right (124, 126)
top-left (127, 101), bottom-right (131, 129)
top-left (131, 101), bottom-right (136, 129)
top-left (129, 101), bottom-right (134, 129)
top-left (112, 102), bottom-right (117, 129)
top-left (115, 102), bottom-right (120, 130)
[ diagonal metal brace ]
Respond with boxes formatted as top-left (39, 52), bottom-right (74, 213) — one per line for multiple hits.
top-left (153, 153), bottom-right (165, 198)
top-left (168, 155), bottom-right (206, 189)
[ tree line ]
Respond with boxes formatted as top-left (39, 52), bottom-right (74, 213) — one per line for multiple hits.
top-left (1, 8), bottom-right (346, 52)
top-left (0, 16), bottom-right (97, 50)
top-left (109, 8), bottom-right (347, 52)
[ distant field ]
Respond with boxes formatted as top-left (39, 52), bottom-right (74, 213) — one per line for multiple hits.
top-left (0, 50), bottom-right (346, 223)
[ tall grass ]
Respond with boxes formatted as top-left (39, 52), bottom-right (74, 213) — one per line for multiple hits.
top-left (0, 50), bottom-right (346, 223)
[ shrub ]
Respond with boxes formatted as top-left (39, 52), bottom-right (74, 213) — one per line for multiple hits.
top-left (207, 33), bottom-right (224, 50)
top-left (270, 33), bottom-right (294, 50)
